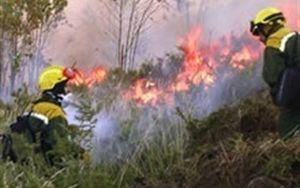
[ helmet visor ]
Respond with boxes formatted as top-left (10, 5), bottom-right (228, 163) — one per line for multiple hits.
top-left (250, 21), bottom-right (260, 36)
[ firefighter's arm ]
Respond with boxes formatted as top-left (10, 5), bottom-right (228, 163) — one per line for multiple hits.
top-left (42, 116), bottom-right (69, 151)
top-left (50, 116), bottom-right (69, 137)
top-left (263, 47), bottom-right (286, 101)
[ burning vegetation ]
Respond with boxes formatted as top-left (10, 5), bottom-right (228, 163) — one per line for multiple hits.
top-left (69, 66), bottom-right (107, 88)
top-left (70, 26), bottom-right (262, 108)
top-left (0, 0), bottom-right (300, 188)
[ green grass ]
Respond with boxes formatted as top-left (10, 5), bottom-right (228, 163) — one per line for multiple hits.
top-left (0, 89), bottom-right (299, 188)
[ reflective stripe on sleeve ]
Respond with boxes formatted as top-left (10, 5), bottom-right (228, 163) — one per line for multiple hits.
top-left (279, 32), bottom-right (297, 52)
top-left (30, 113), bottom-right (49, 125)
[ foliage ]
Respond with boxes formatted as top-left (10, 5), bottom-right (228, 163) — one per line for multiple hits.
top-left (99, 0), bottom-right (168, 70)
top-left (181, 92), bottom-right (299, 188)
top-left (0, 0), bottom-right (67, 98)
top-left (0, 0), bottom-right (67, 40)
top-left (0, 52), bottom-right (299, 187)
top-left (0, 88), bottom-right (299, 187)
top-left (0, 87), bottom-right (36, 132)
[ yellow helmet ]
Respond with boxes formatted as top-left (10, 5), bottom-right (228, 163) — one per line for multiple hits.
top-left (250, 7), bottom-right (285, 36)
top-left (38, 65), bottom-right (75, 91)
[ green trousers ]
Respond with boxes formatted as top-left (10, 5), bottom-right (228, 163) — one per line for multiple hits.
top-left (278, 108), bottom-right (300, 139)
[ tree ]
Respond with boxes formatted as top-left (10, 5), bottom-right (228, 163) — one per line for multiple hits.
top-left (174, 0), bottom-right (210, 28)
top-left (99, 0), bottom-right (168, 71)
top-left (0, 0), bottom-right (67, 98)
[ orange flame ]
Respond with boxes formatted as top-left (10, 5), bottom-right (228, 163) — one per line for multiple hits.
top-left (69, 66), bottom-right (107, 87)
top-left (85, 67), bottom-right (107, 87)
top-left (230, 45), bottom-right (260, 70)
top-left (123, 26), bottom-right (262, 106)
top-left (123, 79), bottom-right (173, 106)
top-left (174, 27), bottom-right (216, 92)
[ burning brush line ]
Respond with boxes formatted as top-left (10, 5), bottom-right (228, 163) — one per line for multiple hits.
top-left (69, 66), bottom-right (107, 88)
top-left (123, 27), bottom-right (262, 106)
top-left (67, 2), bottom-right (300, 107)
top-left (122, 3), bottom-right (300, 107)
top-left (69, 26), bottom-right (262, 107)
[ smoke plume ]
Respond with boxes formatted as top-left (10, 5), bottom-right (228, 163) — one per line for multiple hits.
top-left (44, 0), bottom-right (299, 68)
top-left (48, 0), bottom-right (299, 163)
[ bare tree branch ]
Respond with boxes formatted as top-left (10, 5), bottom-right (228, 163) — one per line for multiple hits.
top-left (99, 0), bottom-right (166, 71)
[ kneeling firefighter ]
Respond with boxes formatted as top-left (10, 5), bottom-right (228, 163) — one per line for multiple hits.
top-left (250, 8), bottom-right (300, 139)
top-left (3, 65), bottom-right (85, 165)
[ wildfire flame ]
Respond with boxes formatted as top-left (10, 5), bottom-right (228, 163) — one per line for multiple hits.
top-left (123, 26), bottom-right (262, 106)
top-left (230, 45), bottom-right (260, 70)
top-left (129, 79), bottom-right (162, 106)
top-left (67, 2), bottom-right (299, 107)
top-left (69, 66), bottom-right (107, 87)
top-left (73, 26), bottom-right (261, 106)
top-left (123, 79), bottom-right (174, 106)
top-left (173, 28), bottom-right (216, 92)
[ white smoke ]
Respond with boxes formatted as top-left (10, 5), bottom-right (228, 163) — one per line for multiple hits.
top-left (43, 0), bottom-right (299, 69)
top-left (56, 0), bottom-right (299, 163)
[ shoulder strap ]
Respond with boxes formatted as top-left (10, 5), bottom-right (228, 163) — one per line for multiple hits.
top-left (25, 111), bottom-right (49, 143)
top-left (11, 112), bottom-right (37, 143)
top-left (287, 32), bottom-right (298, 67)
top-left (292, 32), bottom-right (299, 66)
top-left (26, 112), bottom-right (37, 143)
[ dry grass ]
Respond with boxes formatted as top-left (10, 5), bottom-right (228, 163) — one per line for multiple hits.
top-left (0, 88), bottom-right (299, 187)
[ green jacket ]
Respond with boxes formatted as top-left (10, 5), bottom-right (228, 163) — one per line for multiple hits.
top-left (7, 92), bottom-right (82, 164)
top-left (27, 92), bottom-right (74, 165)
top-left (263, 27), bottom-right (300, 101)
top-left (263, 27), bottom-right (300, 139)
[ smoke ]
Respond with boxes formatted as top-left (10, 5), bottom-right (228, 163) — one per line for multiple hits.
top-left (43, 0), bottom-right (299, 69)
top-left (65, 59), bottom-right (264, 164)
top-left (55, 0), bottom-right (300, 163)
top-left (43, 0), bottom-right (109, 69)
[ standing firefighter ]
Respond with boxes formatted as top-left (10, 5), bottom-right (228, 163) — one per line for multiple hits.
top-left (250, 7), bottom-right (300, 139)
top-left (4, 65), bottom-right (81, 165)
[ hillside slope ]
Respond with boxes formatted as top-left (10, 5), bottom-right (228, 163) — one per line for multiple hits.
top-left (0, 91), bottom-right (299, 188)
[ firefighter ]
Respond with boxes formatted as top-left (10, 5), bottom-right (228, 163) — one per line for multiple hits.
top-left (250, 7), bottom-right (300, 139)
top-left (32, 65), bottom-right (77, 165)
top-left (7, 65), bottom-right (85, 165)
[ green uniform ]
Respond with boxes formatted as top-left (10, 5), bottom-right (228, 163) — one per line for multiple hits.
top-left (263, 27), bottom-right (300, 139)
top-left (32, 92), bottom-right (71, 165)
top-left (12, 92), bottom-right (79, 165)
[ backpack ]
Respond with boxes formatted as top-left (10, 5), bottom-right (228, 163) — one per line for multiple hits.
top-left (10, 113), bottom-right (36, 139)
top-left (276, 32), bottom-right (300, 109)
top-left (1, 112), bottom-right (48, 162)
